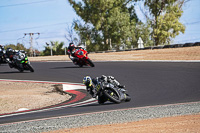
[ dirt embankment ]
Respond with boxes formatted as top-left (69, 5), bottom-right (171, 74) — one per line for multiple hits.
top-left (48, 113), bottom-right (200, 133)
top-left (0, 82), bottom-right (71, 114)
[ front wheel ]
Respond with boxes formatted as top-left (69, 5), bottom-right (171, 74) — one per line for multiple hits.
top-left (87, 58), bottom-right (95, 67)
top-left (125, 93), bottom-right (131, 102)
top-left (26, 64), bottom-right (34, 72)
top-left (103, 88), bottom-right (121, 104)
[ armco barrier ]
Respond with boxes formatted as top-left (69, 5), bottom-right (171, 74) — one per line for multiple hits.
top-left (152, 46), bottom-right (164, 49)
top-left (163, 45), bottom-right (171, 48)
top-left (193, 42), bottom-right (200, 46)
top-left (144, 46), bottom-right (152, 50)
top-left (183, 43), bottom-right (194, 47)
top-left (173, 44), bottom-right (184, 48)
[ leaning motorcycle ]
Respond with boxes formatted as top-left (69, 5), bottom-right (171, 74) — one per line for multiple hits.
top-left (73, 49), bottom-right (95, 67)
top-left (95, 82), bottom-right (131, 104)
top-left (9, 53), bottom-right (34, 72)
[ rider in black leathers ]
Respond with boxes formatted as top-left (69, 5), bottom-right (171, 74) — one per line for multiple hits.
top-left (5, 48), bottom-right (15, 67)
top-left (6, 49), bottom-right (25, 70)
top-left (67, 43), bottom-right (80, 64)
top-left (0, 45), bottom-right (6, 63)
top-left (12, 50), bottom-right (26, 70)
top-left (83, 75), bottom-right (125, 98)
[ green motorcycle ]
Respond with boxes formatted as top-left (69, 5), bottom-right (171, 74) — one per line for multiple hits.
top-left (9, 51), bottom-right (34, 72)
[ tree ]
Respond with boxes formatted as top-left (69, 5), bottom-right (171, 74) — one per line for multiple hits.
top-left (4, 43), bottom-right (30, 54)
top-left (41, 41), bottom-right (65, 56)
top-left (144, 0), bottom-right (186, 46)
top-left (68, 0), bottom-right (139, 50)
top-left (135, 21), bottom-right (153, 47)
top-left (65, 24), bottom-right (80, 45)
top-left (73, 21), bottom-right (104, 51)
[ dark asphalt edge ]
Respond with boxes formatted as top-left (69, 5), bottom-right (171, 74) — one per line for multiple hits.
top-left (0, 101), bottom-right (200, 132)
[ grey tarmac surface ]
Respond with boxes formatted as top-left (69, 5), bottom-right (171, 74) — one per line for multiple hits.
top-left (0, 61), bottom-right (200, 125)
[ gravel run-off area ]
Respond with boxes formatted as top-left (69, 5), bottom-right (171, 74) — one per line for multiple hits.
top-left (0, 82), bottom-right (71, 114)
top-left (0, 102), bottom-right (200, 133)
top-left (0, 46), bottom-right (200, 132)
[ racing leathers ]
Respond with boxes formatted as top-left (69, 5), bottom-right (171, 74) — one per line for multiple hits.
top-left (84, 75), bottom-right (125, 98)
top-left (9, 51), bottom-right (25, 70)
top-left (67, 45), bottom-right (82, 64)
top-left (0, 45), bottom-right (6, 63)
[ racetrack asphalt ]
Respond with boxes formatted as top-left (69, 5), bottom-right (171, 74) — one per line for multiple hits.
top-left (0, 61), bottom-right (200, 124)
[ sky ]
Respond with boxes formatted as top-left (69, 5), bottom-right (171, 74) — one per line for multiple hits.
top-left (0, 0), bottom-right (200, 51)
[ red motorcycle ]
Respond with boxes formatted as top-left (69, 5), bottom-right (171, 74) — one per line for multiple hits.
top-left (73, 49), bottom-right (95, 67)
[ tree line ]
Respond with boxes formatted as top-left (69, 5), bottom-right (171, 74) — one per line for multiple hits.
top-left (3, 42), bottom-right (65, 56)
top-left (3, 0), bottom-right (188, 55)
top-left (68, 0), bottom-right (187, 52)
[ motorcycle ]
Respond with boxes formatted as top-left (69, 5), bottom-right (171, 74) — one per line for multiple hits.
top-left (0, 48), bottom-right (7, 64)
top-left (73, 48), bottom-right (95, 67)
top-left (95, 81), bottom-right (131, 104)
top-left (9, 52), bottom-right (34, 72)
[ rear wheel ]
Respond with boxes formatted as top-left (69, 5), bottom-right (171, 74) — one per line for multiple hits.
top-left (19, 69), bottom-right (24, 72)
top-left (98, 92), bottom-right (107, 104)
top-left (78, 64), bottom-right (83, 67)
top-left (87, 58), bottom-right (95, 67)
top-left (104, 88), bottom-right (121, 103)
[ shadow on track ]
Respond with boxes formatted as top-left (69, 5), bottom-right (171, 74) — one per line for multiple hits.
top-left (51, 66), bottom-right (91, 69)
top-left (72, 102), bottom-right (117, 108)
top-left (0, 71), bottom-right (30, 74)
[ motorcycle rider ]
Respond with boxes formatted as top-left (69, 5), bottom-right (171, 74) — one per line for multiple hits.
top-left (83, 75), bottom-right (125, 98)
top-left (0, 45), bottom-right (5, 51)
top-left (12, 50), bottom-right (25, 70)
top-left (67, 42), bottom-right (79, 64)
top-left (0, 45), bottom-right (6, 62)
top-left (5, 48), bottom-right (15, 67)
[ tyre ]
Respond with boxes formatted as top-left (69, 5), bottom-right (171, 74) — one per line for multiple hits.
top-left (125, 93), bottom-right (131, 102)
top-left (27, 64), bottom-right (34, 72)
top-left (103, 88), bottom-right (121, 103)
top-left (8, 63), bottom-right (13, 68)
top-left (98, 92), bottom-right (107, 104)
top-left (18, 64), bottom-right (24, 72)
top-left (78, 64), bottom-right (83, 67)
top-left (18, 68), bottom-right (24, 72)
top-left (87, 58), bottom-right (95, 67)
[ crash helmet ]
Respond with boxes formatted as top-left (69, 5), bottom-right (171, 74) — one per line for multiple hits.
top-left (6, 47), bottom-right (13, 55)
top-left (69, 42), bottom-right (75, 47)
top-left (83, 76), bottom-right (92, 86)
top-left (68, 42), bottom-right (75, 52)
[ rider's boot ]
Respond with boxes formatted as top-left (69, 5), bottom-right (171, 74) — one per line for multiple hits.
top-left (73, 58), bottom-right (78, 65)
top-left (91, 89), bottom-right (97, 98)
top-left (118, 85), bottom-right (125, 88)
